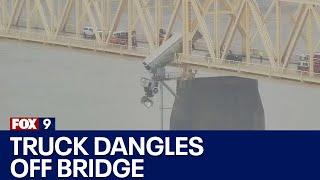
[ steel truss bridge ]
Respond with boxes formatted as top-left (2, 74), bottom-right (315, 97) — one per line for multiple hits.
top-left (0, 0), bottom-right (320, 84)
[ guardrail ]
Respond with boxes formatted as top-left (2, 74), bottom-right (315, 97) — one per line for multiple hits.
top-left (177, 53), bottom-right (320, 84)
top-left (0, 29), bottom-right (150, 58)
top-left (1, 28), bottom-right (320, 84)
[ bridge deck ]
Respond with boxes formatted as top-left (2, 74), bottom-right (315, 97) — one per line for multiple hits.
top-left (0, 29), bottom-right (148, 58)
top-left (179, 55), bottom-right (320, 85)
top-left (1, 28), bottom-right (320, 85)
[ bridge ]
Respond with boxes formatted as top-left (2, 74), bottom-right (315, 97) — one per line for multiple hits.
top-left (0, 0), bottom-right (320, 84)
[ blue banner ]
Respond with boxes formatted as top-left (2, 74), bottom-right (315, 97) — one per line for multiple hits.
top-left (0, 131), bottom-right (319, 179)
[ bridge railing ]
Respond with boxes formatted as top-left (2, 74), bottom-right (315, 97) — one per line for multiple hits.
top-left (177, 54), bottom-right (320, 84)
top-left (0, 28), bottom-right (150, 57)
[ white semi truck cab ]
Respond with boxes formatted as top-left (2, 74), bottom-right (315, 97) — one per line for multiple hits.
top-left (140, 32), bottom-right (202, 108)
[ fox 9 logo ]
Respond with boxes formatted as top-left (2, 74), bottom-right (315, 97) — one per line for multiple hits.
top-left (10, 117), bottom-right (55, 131)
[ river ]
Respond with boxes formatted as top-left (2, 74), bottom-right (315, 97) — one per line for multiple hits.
top-left (0, 38), bottom-right (319, 130)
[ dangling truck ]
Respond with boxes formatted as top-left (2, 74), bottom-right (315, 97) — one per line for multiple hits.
top-left (140, 31), bottom-right (202, 108)
top-left (140, 33), bottom-right (183, 108)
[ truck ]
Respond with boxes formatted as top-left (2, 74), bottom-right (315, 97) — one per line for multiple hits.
top-left (82, 26), bottom-right (104, 39)
top-left (297, 53), bottom-right (320, 73)
top-left (110, 31), bottom-right (132, 46)
top-left (140, 31), bottom-right (202, 108)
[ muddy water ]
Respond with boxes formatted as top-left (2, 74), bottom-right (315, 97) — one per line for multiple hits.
top-left (0, 39), bottom-right (319, 130)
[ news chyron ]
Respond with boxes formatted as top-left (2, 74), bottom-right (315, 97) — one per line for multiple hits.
top-left (10, 117), bottom-right (55, 131)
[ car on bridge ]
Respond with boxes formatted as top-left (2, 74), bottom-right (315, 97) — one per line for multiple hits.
top-left (206, 50), bottom-right (244, 62)
top-left (82, 26), bottom-right (104, 39)
top-left (110, 29), bottom-right (172, 47)
top-left (83, 26), bottom-right (95, 39)
top-left (226, 50), bottom-right (244, 62)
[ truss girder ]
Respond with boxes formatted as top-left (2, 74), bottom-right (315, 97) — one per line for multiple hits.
top-left (0, 0), bottom-right (319, 74)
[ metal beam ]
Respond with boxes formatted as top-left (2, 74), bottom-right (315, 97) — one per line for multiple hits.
top-left (282, 5), bottom-right (309, 68)
top-left (190, 0), bottom-right (216, 60)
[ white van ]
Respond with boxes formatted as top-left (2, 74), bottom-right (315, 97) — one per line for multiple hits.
top-left (82, 26), bottom-right (95, 39)
top-left (82, 26), bottom-right (105, 40)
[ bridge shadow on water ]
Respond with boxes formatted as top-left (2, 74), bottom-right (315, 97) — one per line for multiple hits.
top-left (170, 77), bottom-right (265, 130)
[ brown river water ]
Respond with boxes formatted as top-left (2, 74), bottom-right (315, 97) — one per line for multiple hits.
top-left (0, 39), bottom-right (319, 130)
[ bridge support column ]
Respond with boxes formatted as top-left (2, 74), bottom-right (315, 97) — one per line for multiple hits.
top-left (102, 0), bottom-right (112, 42)
top-left (243, 1), bottom-right (251, 64)
top-left (183, 0), bottom-right (191, 56)
top-left (75, 0), bottom-right (82, 38)
top-left (275, 0), bottom-right (281, 68)
top-left (128, 0), bottom-right (134, 49)
top-left (1, 0), bottom-right (8, 29)
top-left (214, 0), bottom-right (220, 60)
top-left (307, 6), bottom-right (314, 76)
top-left (155, 0), bottom-right (163, 47)
top-left (26, 0), bottom-right (31, 32)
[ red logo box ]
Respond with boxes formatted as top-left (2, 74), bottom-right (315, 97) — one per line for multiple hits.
top-left (10, 117), bottom-right (39, 131)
